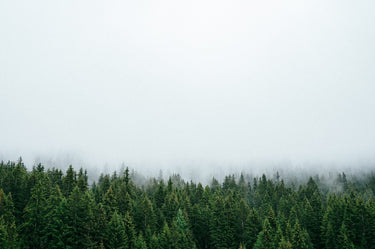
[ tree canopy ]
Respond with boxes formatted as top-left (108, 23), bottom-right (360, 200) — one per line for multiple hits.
top-left (1, 159), bottom-right (375, 249)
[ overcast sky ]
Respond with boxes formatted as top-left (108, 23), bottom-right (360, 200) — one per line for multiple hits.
top-left (1, 0), bottom-right (375, 172)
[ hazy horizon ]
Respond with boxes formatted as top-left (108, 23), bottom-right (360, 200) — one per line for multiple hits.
top-left (1, 0), bottom-right (375, 175)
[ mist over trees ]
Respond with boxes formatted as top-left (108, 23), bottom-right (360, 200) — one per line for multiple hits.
top-left (1, 158), bottom-right (375, 249)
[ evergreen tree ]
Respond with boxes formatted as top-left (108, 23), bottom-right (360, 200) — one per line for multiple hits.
top-left (236, 198), bottom-right (250, 245)
top-left (77, 168), bottom-right (88, 192)
top-left (123, 211), bottom-right (136, 249)
top-left (301, 197), bottom-right (320, 248)
top-left (0, 218), bottom-right (10, 248)
top-left (338, 222), bottom-right (355, 249)
top-left (291, 219), bottom-right (313, 249)
top-left (7, 159), bottom-right (29, 225)
top-left (63, 186), bottom-right (95, 248)
top-left (253, 218), bottom-right (274, 249)
top-left (134, 193), bottom-right (156, 233)
top-left (103, 185), bottom-right (118, 215)
top-left (40, 185), bottom-right (66, 249)
top-left (118, 182), bottom-right (131, 215)
top-left (209, 193), bottom-right (235, 249)
top-left (155, 180), bottom-right (166, 210)
top-left (244, 209), bottom-right (262, 249)
top-left (174, 209), bottom-right (196, 249)
top-left (278, 237), bottom-right (292, 249)
top-left (0, 190), bottom-right (18, 248)
top-left (134, 233), bottom-right (148, 249)
top-left (21, 172), bottom-right (50, 248)
top-left (162, 191), bottom-right (179, 225)
top-left (62, 165), bottom-right (76, 197)
top-left (91, 202), bottom-right (108, 247)
top-left (158, 222), bottom-right (173, 249)
top-left (363, 200), bottom-right (375, 249)
top-left (149, 233), bottom-right (160, 249)
top-left (106, 211), bottom-right (128, 249)
top-left (191, 202), bottom-right (210, 249)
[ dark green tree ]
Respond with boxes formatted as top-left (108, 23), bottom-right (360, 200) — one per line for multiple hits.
top-left (62, 165), bottom-right (77, 197)
top-left (291, 219), bottom-right (313, 249)
top-left (63, 186), bottom-right (95, 248)
top-left (106, 211), bottom-right (128, 249)
top-left (244, 209), bottom-right (262, 249)
top-left (40, 185), bottom-right (66, 249)
top-left (253, 218), bottom-right (274, 249)
top-left (134, 233), bottom-right (148, 249)
top-left (158, 222), bottom-right (173, 249)
top-left (21, 172), bottom-right (50, 248)
top-left (0, 190), bottom-right (18, 248)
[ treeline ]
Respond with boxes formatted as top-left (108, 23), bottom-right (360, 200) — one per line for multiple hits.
top-left (1, 159), bottom-right (375, 249)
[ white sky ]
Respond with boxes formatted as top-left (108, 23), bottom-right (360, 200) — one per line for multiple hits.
top-left (1, 0), bottom-right (375, 171)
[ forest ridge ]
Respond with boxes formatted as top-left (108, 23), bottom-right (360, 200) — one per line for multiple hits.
top-left (1, 159), bottom-right (375, 248)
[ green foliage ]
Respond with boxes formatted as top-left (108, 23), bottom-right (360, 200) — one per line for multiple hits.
top-left (0, 190), bottom-right (19, 248)
top-left (106, 211), bottom-right (128, 249)
top-left (134, 233), bottom-right (148, 249)
top-left (40, 185), bottom-right (66, 248)
top-left (1, 159), bottom-right (375, 249)
top-left (254, 218), bottom-right (274, 249)
top-left (158, 222), bottom-right (173, 249)
top-left (209, 193), bottom-right (236, 249)
top-left (63, 186), bottom-right (95, 248)
top-left (291, 219), bottom-right (313, 249)
top-left (21, 170), bottom-right (50, 248)
top-left (62, 165), bottom-right (76, 197)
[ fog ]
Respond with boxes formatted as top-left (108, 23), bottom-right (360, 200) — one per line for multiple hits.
top-left (1, 0), bottom-right (375, 178)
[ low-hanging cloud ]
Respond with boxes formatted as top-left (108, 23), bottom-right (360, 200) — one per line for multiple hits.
top-left (1, 0), bottom-right (375, 173)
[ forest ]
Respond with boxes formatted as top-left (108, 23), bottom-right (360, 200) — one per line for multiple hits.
top-left (1, 158), bottom-right (375, 249)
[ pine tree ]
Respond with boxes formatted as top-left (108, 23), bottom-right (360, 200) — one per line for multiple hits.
top-left (338, 222), bottom-right (355, 249)
top-left (103, 185), bottom-right (118, 215)
top-left (292, 219), bottom-right (312, 249)
top-left (124, 211), bottom-right (136, 248)
top-left (284, 221), bottom-right (293, 243)
top-left (149, 233), bottom-right (160, 249)
top-left (155, 180), bottom-right (166, 210)
top-left (324, 221), bottom-right (337, 249)
top-left (175, 209), bottom-right (188, 233)
top-left (0, 190), bottom-right (18, 248)
top-left (0, 218), bottom-right (10, 248)
top-left (191, 202), bottom-right (210, 249)
top-left (134, 193), bottom-right (156, 233)
top-left (174, 209), bottom-right (196, 249)
top-left (158, 222), bottom-right (172, 249)
top-left (118, 182), bottom-right (131, 215)
top-left (21, 172), bottom-right (50, 248)
top-left (40, 185), bottom-right (66, 249)
top-left (134, 233), bottom-right (148, 249)
top-left (77, 168), bottom-right (88, 192)
top-left (209, 193), bottom-right (234, 249)
top-left (273, 224), bottom-right (284, 248)
top-left (106, 211), bottom-right (128, 249)
top-left (91, 202), bottom-right (108, 247)
top-left (211, 177), bottom-right (220, 192)
top-left (278, 236), bottom-right (292, 249)
top-left (244, 209), bottom-right (262, 249)
top-left (7, 159), bottom-right (29, 225)
top-left (162, 191), bottom-right (179, 225)
top-left (62, 165), bottom-right (76, 197)
top-left (253, 218), bottom-right (274, 249)
top-left (63, 186), bottom-right (95, 248)
top-left (363, 200), bottom-right (375, 249)
top-left (237, 198), bottom-right (250, 245)
top-left (301, 197), bottom-right (320, 248)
